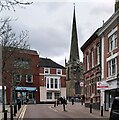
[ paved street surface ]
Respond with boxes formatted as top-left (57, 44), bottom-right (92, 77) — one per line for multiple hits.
top-left (0, 104), bottom-right (25, 120)
top-left (23, 102), bottom-right (110, 119)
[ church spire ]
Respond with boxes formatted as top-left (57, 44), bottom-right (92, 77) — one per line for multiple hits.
top-left (69, 4), bottom-right (79, 63)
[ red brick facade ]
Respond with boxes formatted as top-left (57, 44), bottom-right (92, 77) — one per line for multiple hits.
top-left (3, 49), bottom-right (40, 104)
top-left (81, 29), bottom-right (101, 109)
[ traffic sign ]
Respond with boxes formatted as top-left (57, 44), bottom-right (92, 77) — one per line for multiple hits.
top-left (80, 82), bottom-right (84, 87)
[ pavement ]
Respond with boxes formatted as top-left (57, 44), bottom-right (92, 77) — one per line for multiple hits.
top-left (52, 102), bottom-right (110, 118)
top-left (0, 104), bottom-right (25, 120)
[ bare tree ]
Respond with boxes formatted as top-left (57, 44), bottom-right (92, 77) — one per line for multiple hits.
top-left (0, 0), bottom-right (33, 12)
top-left (1, 19), bottom-right (30, 115)
top-left (0, 0), bottom-right (32, 115)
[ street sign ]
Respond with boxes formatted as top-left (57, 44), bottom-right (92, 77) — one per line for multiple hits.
top-left (97, 81), bottom-right (109, 90)
top-left (80, 82), bottom-right (84, 87)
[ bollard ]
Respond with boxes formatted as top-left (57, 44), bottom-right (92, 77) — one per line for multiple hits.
top-left (81, 100), bottom-right (83, 105)
top-left (101, 106), bottom-right (103, 116)
top-left (10, 105), bottom-right (13, 120)
top-left (90, 103), bottom-right (92, 113)
top-left (14, 104), bottom-right (17, 116)
top-left (18, 102), bottom-right (20, 110)
top-left (20, 101), bottom-right (21, 109)
top-left (4, 110), bottom-right (7, 120)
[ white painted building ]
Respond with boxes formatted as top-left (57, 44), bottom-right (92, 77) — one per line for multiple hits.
top-left (39, 58), bottom-right (66, 103)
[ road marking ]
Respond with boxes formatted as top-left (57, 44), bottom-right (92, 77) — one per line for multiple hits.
top-left (48, 106), bottom-right (58, 112)
top-left (18, 105), bottom-right (27, 120)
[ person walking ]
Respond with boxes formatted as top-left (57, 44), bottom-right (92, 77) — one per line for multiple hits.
top-left (62, 97), bottom-right (67, 111)
top-left (71, 97), bottom-right (74, 105)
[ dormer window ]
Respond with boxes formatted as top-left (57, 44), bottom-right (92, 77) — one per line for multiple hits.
top-left (44, 68), bottom-right (50, 74)
top-left (56, 69), bottom-right (62, 75)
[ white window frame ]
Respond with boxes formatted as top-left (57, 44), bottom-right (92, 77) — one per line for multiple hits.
top-left (44, 68), bottom-right (50, 74)
top-left (108, 58), bottom-right (117, 77)
top-left (54, 92), bottom-right (60, 99)
top-left (91, 49), bottom-right (94, 68)
top-left (108, 32), bottom-right (117, 52)
top-left (47, 92), bottom-right (52, 99)
top-left (56, 69), bottom-right (62, 75)
top-left (96, 44), bottom-right (100, 65)
top-left (46, 78), bottom-right (50, 88)
top-left (86, 53), bottom-right (89, 71)
top-left (26, 75), bottom-right (33, 83)
top-left (46, 77), bottom-right (60, 89)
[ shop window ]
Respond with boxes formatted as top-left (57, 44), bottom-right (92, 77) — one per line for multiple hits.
top-left (54, 93), bottom-right (60, 99)
top-left (47, 92), bottom-right (52, 99)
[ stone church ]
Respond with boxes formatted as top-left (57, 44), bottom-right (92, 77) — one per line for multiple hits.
top-left (65, 5), bottom-right (84, 99)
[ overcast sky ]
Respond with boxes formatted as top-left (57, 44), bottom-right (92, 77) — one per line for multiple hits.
top-left (1, 0), bottom-right (115, 66)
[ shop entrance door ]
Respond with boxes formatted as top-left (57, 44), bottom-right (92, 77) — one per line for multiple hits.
top-left (28, 92), bottom-right (35, 104)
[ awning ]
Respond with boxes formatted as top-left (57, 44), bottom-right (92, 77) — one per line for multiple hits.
top-left (16, 87), bottom-right (36, 91)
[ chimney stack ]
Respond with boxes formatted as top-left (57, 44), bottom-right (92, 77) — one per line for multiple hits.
top-left (115, 0), bottom-right (119, 12)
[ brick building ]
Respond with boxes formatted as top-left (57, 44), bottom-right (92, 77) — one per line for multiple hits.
top-left (98, 0), bottom-right (119, 110)
top-left (39, 58), bottom-right (66, 103)
top-left (81, 0), bottom-right (119, 110)
top-left (81, 28), bottom-right (101, 109)
top-left (2, 49), bottom-right (40, 104)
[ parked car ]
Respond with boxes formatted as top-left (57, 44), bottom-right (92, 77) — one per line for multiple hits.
top-left (109, 97), bottom-right (119, 120)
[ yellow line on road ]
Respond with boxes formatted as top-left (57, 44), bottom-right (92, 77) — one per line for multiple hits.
top-left (18, 105), bottom-right (27, 120)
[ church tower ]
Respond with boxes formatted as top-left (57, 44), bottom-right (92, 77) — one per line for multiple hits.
top-left (66, 5), bottom-right (83, 99)
top-left (69, 5), bottom-right (79, 63)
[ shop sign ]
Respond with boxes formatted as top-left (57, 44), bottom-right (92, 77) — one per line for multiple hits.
top-left (97, 81), bottom-right (109, 90)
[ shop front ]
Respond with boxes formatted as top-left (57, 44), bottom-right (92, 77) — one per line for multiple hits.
top-left (16, 87), bottom-right (37, 104)
top-left (105, 79), bottom-right (119, 111)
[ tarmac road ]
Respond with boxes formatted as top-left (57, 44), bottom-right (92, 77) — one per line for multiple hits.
top-left (23, 103), bottom-right (109, 120)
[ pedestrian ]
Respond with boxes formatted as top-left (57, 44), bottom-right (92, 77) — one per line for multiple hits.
top-left (71, 97), bottom-right (74, 105)
top-left (26, 95), bottom-right (29, 104)
top-left (57, 98), bottom-right (59, 106)
top-left (54, 101), bottom-right (56, 107)
top-left (81, 95), bottom-right (85, 105)
top-left (62, 97), bottom-right (67, 111)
